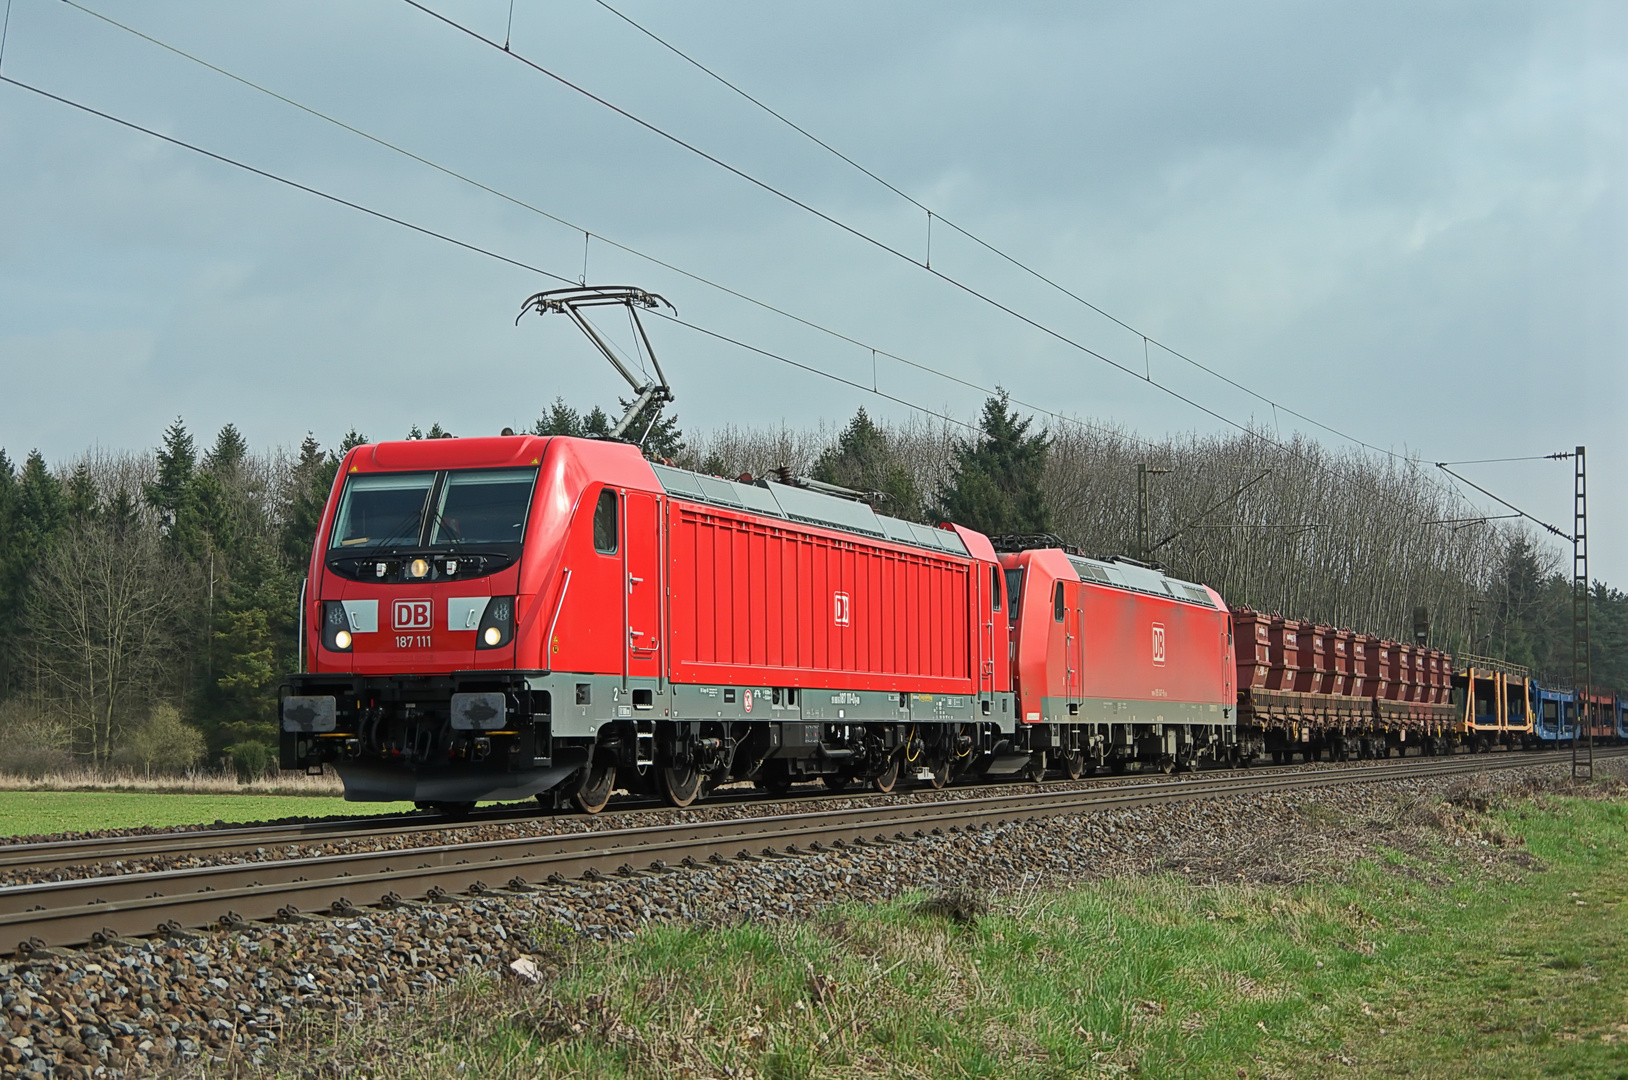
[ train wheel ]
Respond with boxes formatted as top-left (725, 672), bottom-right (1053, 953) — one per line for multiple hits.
top-left (1065, 750), bottom-right (1086, 780)
top-left (871, 755), bottom-right (901, 794)
top-left (822, 773), bottom-right (852, 794)
top-left (571, 762), bottom-right (616, 815)
top-left (658, 763), bottom-right (703, 808)
top-left (926, 757), bottom-right (951, 789)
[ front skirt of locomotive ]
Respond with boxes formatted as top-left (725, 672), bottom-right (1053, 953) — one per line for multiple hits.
top-left (279, 671), bottom-right (587, 804)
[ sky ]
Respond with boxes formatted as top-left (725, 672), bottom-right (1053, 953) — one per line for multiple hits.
top-left (0, 1), bottom-right (1624, 582)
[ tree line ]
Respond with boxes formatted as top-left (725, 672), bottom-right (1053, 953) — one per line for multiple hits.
top-left (0, 394), bottom-right (1619, 774)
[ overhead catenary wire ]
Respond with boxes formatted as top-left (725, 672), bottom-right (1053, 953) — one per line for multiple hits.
top-left (406, 0), bottom-right (1530, 539)
top-left (53, 0), bottom-right (1138, 449)
top-left (1435, 454), bottom-right (1575, 466)
top-left (0, 73), bottom-right (579, 288)
top-left (61, 0), bottom-right (1460, 501)
top-left (1435, 464), bottom-right (1571, 541)
top-left (26, 5), bottom-right (1509, 545)
top-left (0, 0), bottom-right (14, 73)
top-left (429, 1), bottom-right (1562, 546)
top-left (586, 0), bottom-right (1423, 467)
top-left (396, 0), bottom-right (1384, 468)
top-left (0, 71), bottom-right (974, 437)
top-left (651, 312), bottom-right (975, 433)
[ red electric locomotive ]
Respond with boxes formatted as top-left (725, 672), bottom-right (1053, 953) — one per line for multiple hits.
top-left (999, 546), bottom-right (1238, 774)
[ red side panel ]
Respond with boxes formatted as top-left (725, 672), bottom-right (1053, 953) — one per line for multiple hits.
top-left (1006, 548), bottom-right (1232, 723)
top-left (666, 502), bottom-right (976, 692)
top-left (1077, 581), bottom-right (1232, 706)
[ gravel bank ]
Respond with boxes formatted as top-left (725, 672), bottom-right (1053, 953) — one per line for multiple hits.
top-left (0, 756), bottom-right (1616, 1079)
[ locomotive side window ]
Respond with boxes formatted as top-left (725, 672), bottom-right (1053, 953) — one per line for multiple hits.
top-left (592, 488), bottom-right (619, 554)
top-left (1053, 581), bottom-right (1066, 622)
top-left (429, 468), bottom-right (537, 546)
top-left (329, 472), bottom-right (435, 549)
top-left (1004, 568), bottom-right (1023, 627)
top-left (991, 565), bottom-right (1002, 611)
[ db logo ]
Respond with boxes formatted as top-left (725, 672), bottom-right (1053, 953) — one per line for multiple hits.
top-left (833, 591), bottom-right (851, 627)
top-left (1151, 623), bottom-right (1167, 667)
top-left (393, 599), bottom-right (432, 631)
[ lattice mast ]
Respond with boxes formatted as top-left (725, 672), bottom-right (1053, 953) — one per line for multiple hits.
top-left (1572, 445), bottom-right (1591, 781)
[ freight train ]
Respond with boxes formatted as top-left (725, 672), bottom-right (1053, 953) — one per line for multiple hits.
top-left (277, 431), bottom-right (1622, 813)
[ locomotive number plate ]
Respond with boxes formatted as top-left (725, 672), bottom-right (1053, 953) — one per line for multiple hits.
top-left (396, 634), bottom-right (433, 648)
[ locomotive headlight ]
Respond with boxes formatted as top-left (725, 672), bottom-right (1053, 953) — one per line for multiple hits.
top-left (321, 601), bottom-right (354, 652)
top-left (409, 557), bottom-right (431, 579)
top-left (476, 596), bottom-right (515, 650)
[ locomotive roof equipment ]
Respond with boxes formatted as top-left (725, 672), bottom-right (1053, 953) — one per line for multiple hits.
top-left (517, 285), bottom-right (676, 445)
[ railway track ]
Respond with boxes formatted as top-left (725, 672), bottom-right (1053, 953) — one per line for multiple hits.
top-left (1, 747), bottom-right (1616, 956)
top-left (0, 747), bottom-right (1567, 877)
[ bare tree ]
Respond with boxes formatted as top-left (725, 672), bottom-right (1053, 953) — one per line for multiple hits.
top-left (23, 515), bottom-right (193, 763)
top-left (1042, 421), bottom-right (1517, 649)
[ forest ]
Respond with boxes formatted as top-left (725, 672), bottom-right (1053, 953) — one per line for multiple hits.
top-left (0, 393), bottom-right (1620, 775)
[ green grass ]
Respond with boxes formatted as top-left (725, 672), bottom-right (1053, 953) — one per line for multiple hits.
top-left (264, 782), bottom-right (1628, 1079)
top-left (0, 791), bottom-right (417, 837)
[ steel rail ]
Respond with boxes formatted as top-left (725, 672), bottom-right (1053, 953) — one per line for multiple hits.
top-left (0, 746), bottom-right (1578, 875)
top-left (0, 783), bottom-right (852, 874)
top-left (1, 748), bottom-right (1611, 955)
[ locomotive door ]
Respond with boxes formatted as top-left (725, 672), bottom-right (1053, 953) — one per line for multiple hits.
top-left (624, 491), bottom-right (663, 682)
top-left (981, 564), bottom-right (997, 697)
top-left (1064, 582), bottom-right (1081, 706)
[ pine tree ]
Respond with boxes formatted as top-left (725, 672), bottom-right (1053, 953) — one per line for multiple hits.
top-left (584, 406), bottom-right (612, 438)
top-left (203, 423), bottom-right (248, 477)
top-left (936, 391), bottom-right (1051, 536)
top-left (15, 453), bottom-right (69, 590)
top-left (281, 435), bottom-right (340, 574)
top-left (812, 407), bottom-right (921, 519)
top-left (532, 398), bottom-right (584, 437)
top-left (211, 533), bottom-right (290, 760)
top-left (144, 418), bottom-right (204, 558)
top-left (63, 462), bottom-right (99, 525)
top-left (532, 396), bottom-right (679, 457)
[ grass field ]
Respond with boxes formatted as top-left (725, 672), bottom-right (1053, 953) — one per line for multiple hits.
top-left (266, 779), bottom-right (1628, 1079)
top-left (0, 791), bottom-right (417, 837)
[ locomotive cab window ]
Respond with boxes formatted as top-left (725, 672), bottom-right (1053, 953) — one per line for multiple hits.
top-left (329, 472), bottom-right (435, 549)
top-left (1053, 582), bottom-right (1066, 622)
top-left (991, 565), bottom-right (1002, 611)
top-left (1004, 568), bottom-right (1023, 627)
top-left (592, 488), bottom-right (619, 554)
top-left (429, 468), bottom-right (536, 546)
top-left (329, 467), bottom-right (537, 551)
